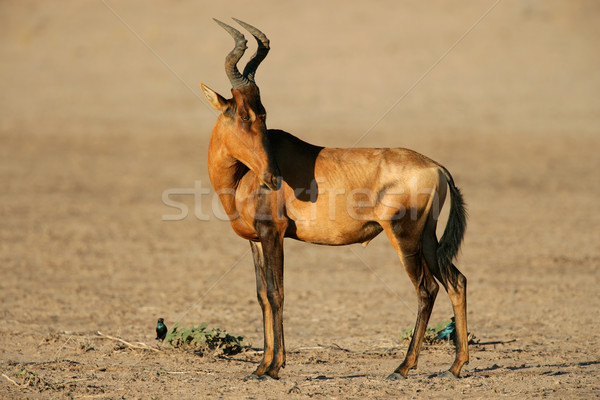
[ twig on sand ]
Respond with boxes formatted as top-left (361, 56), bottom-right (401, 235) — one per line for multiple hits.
top-left (95, 331), bottom-right (159, 352)
top-left (63, 377), bottom-right (91, 385)
top-left (331, 343), bottom-right (353, 353)
top-left (2, 373), bottom-right (20, 387)
top-left (317, 343), bottom-right (353, 353)
top-left (290, 346), bottom-right (324, 352)
top-left (242, 349), bottom-right (264, 355)
top-left (476, 339), bottom-right (517, 346)
top-left (293, 343), bottom-right (398, 355)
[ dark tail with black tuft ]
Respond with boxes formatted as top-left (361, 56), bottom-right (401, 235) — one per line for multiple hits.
top-left (437, 166), bottom-right (467, 287)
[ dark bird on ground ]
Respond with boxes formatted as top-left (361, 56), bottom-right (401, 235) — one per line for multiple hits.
top-left (156, 318), bottom-right (168, 341)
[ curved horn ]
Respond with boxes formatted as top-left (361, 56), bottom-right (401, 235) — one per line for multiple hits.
top-left (213, 18), bottom-right (251, 89)
top-left (232, 18), bottom-right (270, 82)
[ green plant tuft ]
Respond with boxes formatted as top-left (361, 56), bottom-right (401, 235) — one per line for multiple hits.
top-left (164, 322), bottom-right (247, 355)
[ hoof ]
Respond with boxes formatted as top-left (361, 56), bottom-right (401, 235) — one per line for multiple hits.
top-left (386, 372), bottom-right (407, 381)
top-left (438, 370), bottom-right (459, 379)
top-left (243, 373), bottom-right (274, 382)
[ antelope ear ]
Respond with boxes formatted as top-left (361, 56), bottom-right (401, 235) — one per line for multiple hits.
top-left (200, 83), bottom-right (229, 112)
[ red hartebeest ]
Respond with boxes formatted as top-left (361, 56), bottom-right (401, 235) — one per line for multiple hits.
top-left (200, 18), bottom-right (468, 380)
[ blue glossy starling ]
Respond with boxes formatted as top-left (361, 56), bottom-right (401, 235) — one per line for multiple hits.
top-left (156, 318), bottom-right (168, 341)
top-left (435, 320), bottom-right (456, 341)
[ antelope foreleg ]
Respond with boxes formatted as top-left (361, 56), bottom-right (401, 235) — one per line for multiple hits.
top-left (249, 227), bottom-right (286, 380)
top-left (250, 241), bottom-right (274, 378)
top-left (265, 254), bottom-right (285, 378)
top-left (262, 231), bottom-right (285, 379)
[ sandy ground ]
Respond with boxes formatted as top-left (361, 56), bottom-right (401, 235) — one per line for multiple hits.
top-left (1, 1), bottom-right (599, 398)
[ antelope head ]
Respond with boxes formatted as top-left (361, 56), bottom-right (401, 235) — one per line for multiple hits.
top-left (201, 18), bottom-right (280, 191)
